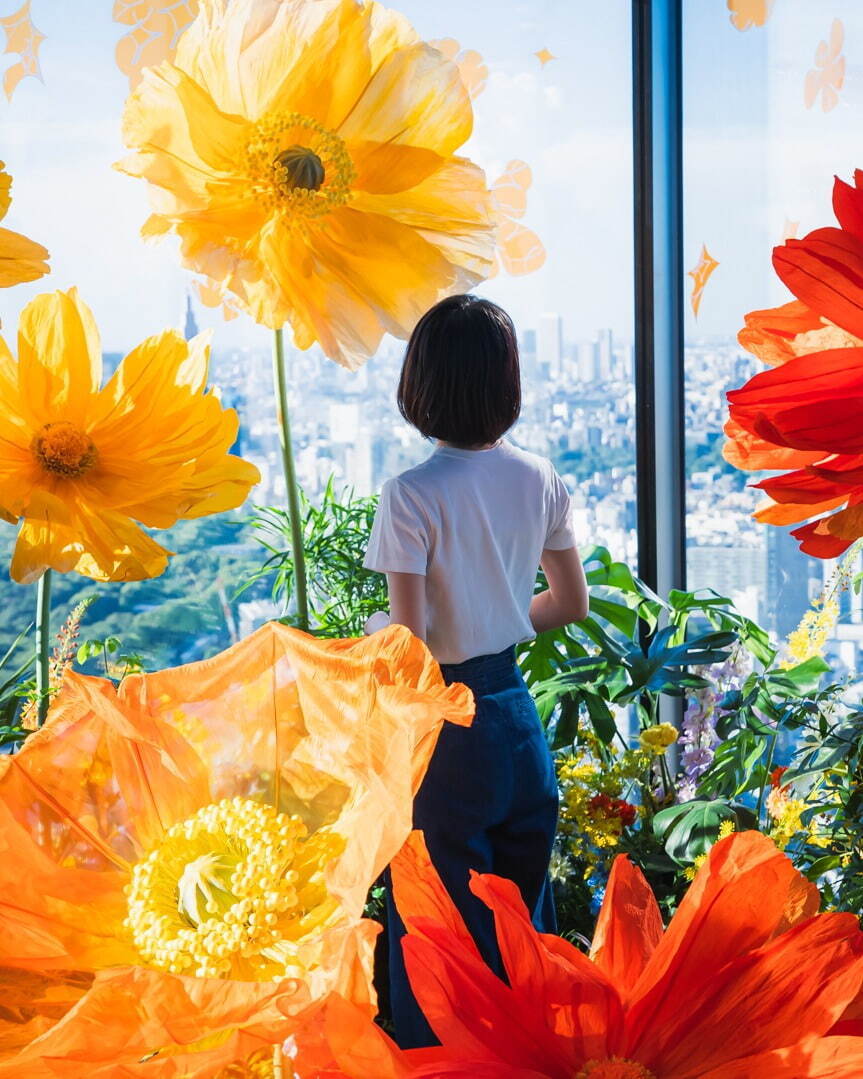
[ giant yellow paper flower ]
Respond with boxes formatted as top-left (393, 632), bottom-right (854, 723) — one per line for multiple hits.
top-left (0, 163), bottom-right (49, 287)
top-left (0, 287), bottom-right (260, 584)
top-left (117, 0), bottom-right (496, 368)
top-left (0, 623), bottom-right (473, 1076)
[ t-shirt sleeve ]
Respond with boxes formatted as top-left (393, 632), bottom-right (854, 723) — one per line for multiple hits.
top-left (363, 477), bottom-right (429, 575)
top-left (544, 468), bottom-right (577, 550)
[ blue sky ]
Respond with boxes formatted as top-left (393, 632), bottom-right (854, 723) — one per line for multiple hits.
top-left (2, 0), bottom-right (863, 354)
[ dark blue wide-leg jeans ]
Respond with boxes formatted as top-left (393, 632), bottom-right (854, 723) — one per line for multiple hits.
top-left (385, 645), bottom-right (559, 1049)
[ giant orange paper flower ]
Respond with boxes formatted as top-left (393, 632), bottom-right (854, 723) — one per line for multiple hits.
top-left (725, 170), bottom-right (863, 557)
top-left (0, 162), bottom-right (49, 287)
top-left (117, 0), bottom-right (496, 369)
top-left (0, 287), bottom-right (260, 583)
top-left (0, 623), bottom-right (473, 1076)
top-left (314, 830), bottom-right (863, 1078)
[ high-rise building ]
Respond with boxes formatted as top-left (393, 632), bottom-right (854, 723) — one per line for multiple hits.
top-left (537, 313), bottom-right (563, 379)
top-left (182, 291), bottom-right (199, 340)
top-left (597, 328), bottom-right (613, 381)
top-left (577, 340), bottom-right (597, 383)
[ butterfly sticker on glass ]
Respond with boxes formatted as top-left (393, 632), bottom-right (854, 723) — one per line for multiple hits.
top-left (489, 161), bottom-right (546, 278)
top-left (804, 19), bottom-right (845, 113)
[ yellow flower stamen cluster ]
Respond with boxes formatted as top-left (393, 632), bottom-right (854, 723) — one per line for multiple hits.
top-left (125, 796), bottom-right (343, 979)
top-left (683, 820), bottom-right (735, 881)
top-left (576, 1058), bottom-right (656, 1079)
top-left (638, 723), bottom-right (678, 756)
top-left (31, 421), bottom-right (98, 477)
top-left (768, 796), bottom-right (805, 851)
top-left (782, 540), bottom-right (862, 667)
top-left (216, 1047), bottom-right (277, 1078)
top-left (244, 112), bottom-right (356, 223)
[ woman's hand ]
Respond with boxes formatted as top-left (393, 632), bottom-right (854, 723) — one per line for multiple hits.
top-left (363, 611), bottom-right (391, 636)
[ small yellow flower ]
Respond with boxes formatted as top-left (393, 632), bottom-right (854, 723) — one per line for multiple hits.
top-left (639, 723), bottom-right (678, 755)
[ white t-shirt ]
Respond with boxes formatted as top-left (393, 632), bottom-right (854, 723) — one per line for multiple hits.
top-left (363, 440), bottom-right (577, 664)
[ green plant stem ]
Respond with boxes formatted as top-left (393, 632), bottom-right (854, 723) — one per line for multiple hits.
top-left (272, 326), bottom-right (309, 631)
top-left (35, 569), bottom-right (52, 725)
top-left (756, 728), bottom-right (779, 826)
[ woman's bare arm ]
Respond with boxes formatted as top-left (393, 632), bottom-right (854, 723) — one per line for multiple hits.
top-left (364, 571), bottom-right (427, 640)
top-left (529, 546), bottom-right (589, 633)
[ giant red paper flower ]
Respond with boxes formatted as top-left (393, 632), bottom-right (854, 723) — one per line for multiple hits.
top-left (0, 624), bottom-right (472, 1076)
top-left (317, 830), bottom-right (863, 1078)
top-left (725, 170), bottom-right (863, 556)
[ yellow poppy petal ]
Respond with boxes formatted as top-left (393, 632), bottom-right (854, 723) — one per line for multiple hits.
top-left (16, 289), bottom-right (101, 424)
top-left (352, 156), bottom-right (496, 279)
top-left (0, 164), bottom-right (10, 221)
top-left (68, 506), bottom-right (173, 583)
top-left (0, 226), bottom-right (50, 287)
top-left (349, 140), bottom-right (445, 195)
top-left (10, 490), bottom-right (80, 583)
top-left (338, 41), bottom-right (472, 155)
top-left (119, 62), bottom-right (250, 214)
top-left (309, 206), bottom-right (465, 335)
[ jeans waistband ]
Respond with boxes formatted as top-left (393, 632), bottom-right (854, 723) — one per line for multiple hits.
top-left (439, 645), bottom-right (518, 687)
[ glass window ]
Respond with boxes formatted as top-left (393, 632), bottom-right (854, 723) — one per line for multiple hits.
top-left (684, 0), bottom-right (863, 677)
top-left (0, 3), bottom-right (635, 667)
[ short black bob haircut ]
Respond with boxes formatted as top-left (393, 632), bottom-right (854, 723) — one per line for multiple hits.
top-left (397, 294), bottom-right (521, 448)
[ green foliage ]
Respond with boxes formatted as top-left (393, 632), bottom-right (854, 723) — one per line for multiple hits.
top-left (0, 514), bottom-right (270, 674)
top-left (244, 479), bottom-right (388, 637)
top-left (0, 626), bottom-right (34, 749)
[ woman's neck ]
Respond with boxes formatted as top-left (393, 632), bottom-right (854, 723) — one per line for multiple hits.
top-left (437, 439), bottom-right (501, 451)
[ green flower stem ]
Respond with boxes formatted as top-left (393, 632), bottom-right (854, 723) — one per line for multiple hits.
top-left (272, 327), bottom-right (309, 631)
top-left (36, 569), bottom-right (52, 725)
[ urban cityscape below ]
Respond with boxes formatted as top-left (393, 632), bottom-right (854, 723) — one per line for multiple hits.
top-left (178, 292), bottom-right (862, 686)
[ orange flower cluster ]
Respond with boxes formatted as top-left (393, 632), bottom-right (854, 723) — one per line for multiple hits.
top-left (725, 170), bottom-right (863, 557)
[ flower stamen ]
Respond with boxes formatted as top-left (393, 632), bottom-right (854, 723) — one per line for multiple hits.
top-left (125, 796), bottom-right (344, 979)
top-left (244, 112), bottom-right (355, 223)
top-left (576, 1059), bottom-right (656, 1079)
top-left (31, 422), bottom-right (98, 477)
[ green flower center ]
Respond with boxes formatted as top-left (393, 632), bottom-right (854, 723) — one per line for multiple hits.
top-left (274, 145), bottom-right (325, 192)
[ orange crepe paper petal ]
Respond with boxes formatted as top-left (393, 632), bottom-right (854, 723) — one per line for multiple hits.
top-left (700, 1036), bottom-right (863, 1079)
top-left (590, 854), bottom-right (663, 1002)
top-left (0, 965), bottom-right (310, 1078)
top-left (737, 299), bottom-right (825, 367)
top-left (630, 912), bottom-right (863, 1074)
top-left (402, 931), bottom-right (572, 1074)
top-left (0, 968), bottom-right (91, 1060)
top-left (624, 832), bottom-right (819, 1049)
top-left (469, 872), bottom-right (620, 1064)
top-left (390, 831), bottom-right (479, 959)
top-left (754, 496), bottom-right (848, 527)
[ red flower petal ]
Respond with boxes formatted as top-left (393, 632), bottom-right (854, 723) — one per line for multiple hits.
top-left (791, 518), bottom-right (856, 557)
top-left (833, 172), bottom-right (863, 244)
top-left (774, 228), bottom-right (863, 339)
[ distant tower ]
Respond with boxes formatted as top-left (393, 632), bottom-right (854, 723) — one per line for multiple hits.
top-left (182, 291), bottom-right (199, 340)
top-left (537, 313), bottom-right (563, 379)
top-left (596, 328), bottom-right (613, 381)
